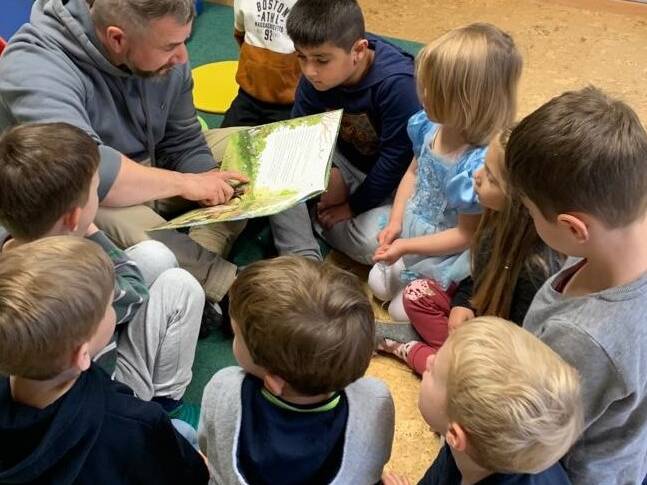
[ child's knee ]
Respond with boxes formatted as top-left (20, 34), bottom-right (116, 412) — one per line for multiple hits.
top-left (158, 268), bottom-right (204, 303)
top-left (403, 279), bottom-right (451, 317)
top-left (126, 240), bottom-right (178, 287)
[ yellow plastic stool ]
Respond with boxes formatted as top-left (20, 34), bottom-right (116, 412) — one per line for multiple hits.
top-left (192, 60), bottom-right (239, 114)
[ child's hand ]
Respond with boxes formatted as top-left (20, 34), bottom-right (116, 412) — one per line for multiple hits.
top-left (373, 239), bottom-right (406, 265)
top-left (317, 202), bottom-right (352, 230)
top-left (377, 221), bottom-right (402, 246)
top-left (448, 305), bottom-right (475, 332)
top-left (85, 222), bottom-right (100, 237)
top-left (198, 450), bottom-right (209, 467)
top-left (382, 471), bottom-right (411, 485)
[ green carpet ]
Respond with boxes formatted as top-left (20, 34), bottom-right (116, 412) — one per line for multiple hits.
top-left (184, 3), bottom-right (424, 406)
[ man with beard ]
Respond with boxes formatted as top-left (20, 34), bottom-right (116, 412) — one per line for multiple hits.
top-left (0, 0), bottom-right (247, 311)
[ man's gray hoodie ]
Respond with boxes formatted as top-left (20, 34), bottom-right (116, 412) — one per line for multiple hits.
top-left (0, 0), bottom-right (215, 199)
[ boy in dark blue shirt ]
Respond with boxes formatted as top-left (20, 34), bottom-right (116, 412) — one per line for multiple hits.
top-left (268, 0), bottom-right (421, 264)
top-left (383, 317), bottom-right (583, 485)
top-left (0, 238), bottom-right (208, 484)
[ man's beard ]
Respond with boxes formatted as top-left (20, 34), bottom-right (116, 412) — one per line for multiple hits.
top-left (123, 58), bottom-right (175, 79)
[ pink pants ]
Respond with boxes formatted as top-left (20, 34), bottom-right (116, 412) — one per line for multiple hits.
top-left (402, 279), bottom-right (452, 375)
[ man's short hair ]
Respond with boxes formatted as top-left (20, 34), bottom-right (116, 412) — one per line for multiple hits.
top-left (0, 237), bottom-right (114, 380)
top-left (0, 122), bottom-right (99, 241)
top-left (286, 0), bottom-right (364, 51)
top-left (229, 256), bottom-right (375, 395)
top-left (506, 86), bottom-right (647, 227)
top-left (444, 317), bottom-right (583, 474)
top-left (90, 0), bottom-right (195, 31)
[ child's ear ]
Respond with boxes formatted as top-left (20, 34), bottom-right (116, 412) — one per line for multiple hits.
top-left (71, 342), bottom-right (92, 372)
top-left (445, 422), bottom-right (468, 453)
top-left (557, 213), bottom-right (589, 243)
top-left (263, 373), bottom-right (286, 396)
top-left (353, 39), bottom-right (369, 61)
top-left (60, 207), bottom-right (82, 233)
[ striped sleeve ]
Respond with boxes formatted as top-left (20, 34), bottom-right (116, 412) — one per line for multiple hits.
top-left (87, 231), bottom-right (149, 325)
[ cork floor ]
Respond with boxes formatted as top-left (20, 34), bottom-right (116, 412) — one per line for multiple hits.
top-left (331, 0), bottom-right (647, 481)
top-left (360, 0), bottom-right (647, 121)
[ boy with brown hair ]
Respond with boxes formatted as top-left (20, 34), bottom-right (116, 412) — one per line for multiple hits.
top-left (383, 317), bottom-right (583, 485)
top-left (198, 256), bottom-right (395, 485)
top-left (262, 0), bottom-right (421, 264)
top-left (0, 237), bottom-right (208, 483)
top-left (0, 122), bottom-right (204, 427)
top-left (505, 86), bottom-right (647, 485)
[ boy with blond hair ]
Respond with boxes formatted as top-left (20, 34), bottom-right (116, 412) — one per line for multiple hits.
top-left (506, 86), bottom-right (647, 485)
top-left (0, 237), bottom-right (208, 483)
top-left (384, 317), bottom-right (583, 485)
top-left (0, 122), bottom-right (204, 426)
top-left (198, 256), bottom-right (395, 484)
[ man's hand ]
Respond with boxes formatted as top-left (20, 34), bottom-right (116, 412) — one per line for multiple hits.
top-left (448, 305), bottom-right (475, 333)
top-left (317, 202), bottom-right (353, 230)
top-left (377, 221), bottom-right (402, 246)
top-left (373, 239), bottom-right (406, 265)
top-left (180, 170), bottom-right (249, 206)
top-left (382, 471), bottom-right (411, 485)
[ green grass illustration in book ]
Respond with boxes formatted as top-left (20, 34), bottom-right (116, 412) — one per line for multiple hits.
top-left (153, 110), bottom-right (343, 230)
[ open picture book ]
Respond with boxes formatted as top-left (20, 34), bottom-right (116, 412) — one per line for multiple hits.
top-left (153, 110), bottom-right (343, 230)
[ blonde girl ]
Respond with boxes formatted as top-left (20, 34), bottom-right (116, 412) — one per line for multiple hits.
top-left (368, 23), bottom-right (522, 321)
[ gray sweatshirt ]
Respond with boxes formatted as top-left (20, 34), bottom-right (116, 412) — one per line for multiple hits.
top-left (198, 367), bottom-right (395, 485)
top-left (0, 0), bottom-right (215, 200)
top-left (524, 259), bottom-right (647, 485)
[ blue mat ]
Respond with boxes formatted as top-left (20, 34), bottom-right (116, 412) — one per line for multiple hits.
top-left (0, 0), bottom-right (33, 41)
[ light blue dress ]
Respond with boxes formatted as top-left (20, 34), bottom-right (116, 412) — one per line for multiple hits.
top-left (400, 110), bottom-right (486, 289)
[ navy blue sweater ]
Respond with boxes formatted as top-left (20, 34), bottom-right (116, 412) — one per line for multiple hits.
top-left (237, 375), bottom-right (348, 485)
top-left (292, 34), bottom-right (421, 214)
top-left (419, 445), bottom-right (572, 485)
top-left (0, 365), bottom-right (208, 484)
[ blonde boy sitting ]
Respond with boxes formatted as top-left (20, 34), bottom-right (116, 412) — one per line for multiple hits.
top-left (384, 317), bottom-right (582, 485)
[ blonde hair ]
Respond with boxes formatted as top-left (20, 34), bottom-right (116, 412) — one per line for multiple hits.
top-left (229, 256), bottom-right (375, 395)
top-left (0, 237), bottom-right (114, 380)
top-left (445, 317), bottom-right (583, 473)
top-left (416, 23), bottom-right (522, 146)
